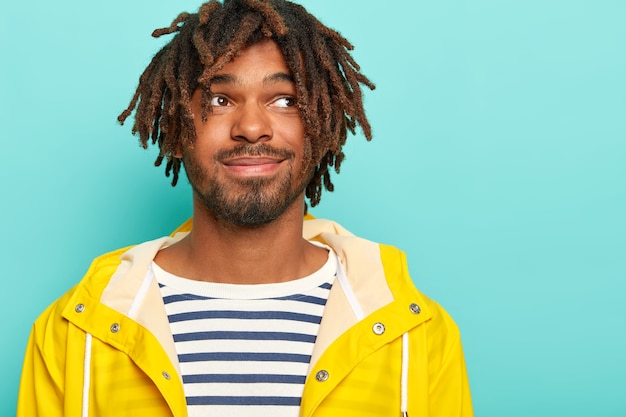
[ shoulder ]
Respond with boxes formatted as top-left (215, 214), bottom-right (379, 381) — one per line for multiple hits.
top-left (378, 242), bottom-right (462, 339)
top-left (304, 217), bottom-right (463, 342)
top-left (30, 246), bottom-right (131, 341)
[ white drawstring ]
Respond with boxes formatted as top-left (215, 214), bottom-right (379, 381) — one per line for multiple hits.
top-left (82, 333), bottom-right (93, 417)
top-left (335, 255), bottom-right (365, 320)
top-left (401, 332), bottom-right (409, 416)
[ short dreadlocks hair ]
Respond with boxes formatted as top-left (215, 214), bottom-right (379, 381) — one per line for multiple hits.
top-left (118, 0), bottom-right (374, 207)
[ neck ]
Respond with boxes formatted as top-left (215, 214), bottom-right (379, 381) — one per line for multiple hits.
top-left (155, 195), bottom-right (327, 284)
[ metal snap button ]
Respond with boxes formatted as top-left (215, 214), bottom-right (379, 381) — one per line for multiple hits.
top-left (409, 303), bottom-right (421, 314)
top-left (315, 370), bottom-right (329, 382)
top-left (110, 323), bottom-right (120, 333)
top-left (162, 371), bottom-right (171, 380)
top-left (372, 322), bottom-right (386, 335)
top-left (75, 304), bottom-right (85, 313)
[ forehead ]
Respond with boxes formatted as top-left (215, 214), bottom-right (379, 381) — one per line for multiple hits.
top-left (214, 40), bottom-right (292, 79)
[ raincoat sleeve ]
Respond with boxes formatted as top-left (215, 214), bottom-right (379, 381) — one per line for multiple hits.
top-left (17, 323), bottom-right (65, 417)
top-left (429, 333), bottom-right (473, 416)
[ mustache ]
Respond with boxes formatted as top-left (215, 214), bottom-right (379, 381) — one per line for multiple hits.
top-left (215, 143), bottom-right (295, 161)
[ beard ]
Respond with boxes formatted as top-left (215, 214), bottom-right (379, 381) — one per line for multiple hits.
top-left (183, 143), bottom-right (311, 228)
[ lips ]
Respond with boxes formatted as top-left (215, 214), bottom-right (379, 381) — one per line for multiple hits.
top-left (221, 156), bottom-right (285, 176)
top-left (222, 157), bottom-right (284, 166)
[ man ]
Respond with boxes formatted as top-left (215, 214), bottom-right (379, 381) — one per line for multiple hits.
top-left (18, 0), bottom-right (473, 416)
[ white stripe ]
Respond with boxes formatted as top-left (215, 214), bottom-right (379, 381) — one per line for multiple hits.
top-left (128, 267), bottom-right (154, 318)
top-left (185, 382), bottom-right (305, 397)
top-left (335, 256), bottom-right (365, 320)
top-left (170, 318), bottom-right (321, 334)
top-left (179, 360), bottom-right (311, 376)
top-left (188, 405), bottom-right (298, 417)
top-left (401, 332), bottom-right (409, 415)
top-left (174, 339), bottom-right (314, 355)
top-left (82, 333), bottom-right (93, 417)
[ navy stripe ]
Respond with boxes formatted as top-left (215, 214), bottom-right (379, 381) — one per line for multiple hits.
top-left (183, 373), bottom-right (306, 384)
top-left (168, 310), bottom-right (322, 324)
top-left (187, 396), bottom-right (301, 406)
top-left (178, 351), bottom-right (311, 363)
top-left (320, 282), bottom-right (333, 290)
top-left (173, 331), bottom-right (317, 343)
top-left (273, 295), bottom-right (328, 305)
top-left (163, 294), bottom-right (214, 304)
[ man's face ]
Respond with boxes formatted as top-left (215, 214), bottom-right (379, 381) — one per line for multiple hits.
top-left (182, 40), bottom-right (311, 227)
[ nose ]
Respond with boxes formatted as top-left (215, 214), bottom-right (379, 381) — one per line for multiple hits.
top-left (231, 103), bottom-right (272, 143)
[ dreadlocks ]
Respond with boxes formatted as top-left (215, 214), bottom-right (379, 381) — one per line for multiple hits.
top-left (118, 0), bottom-right (374, 207)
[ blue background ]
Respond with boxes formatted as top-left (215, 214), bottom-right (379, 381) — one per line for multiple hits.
top-left (1, 0), bottom-right (625, 415)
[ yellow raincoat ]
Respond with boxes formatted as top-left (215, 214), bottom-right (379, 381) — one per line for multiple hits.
top-left (18, 218), bottom-right (473, 416)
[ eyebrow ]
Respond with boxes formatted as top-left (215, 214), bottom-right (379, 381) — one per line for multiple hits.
top-left (209, 74), bottom-right (237, 85)
top-left (263, 72), bottom-right (294, 85)
top-left (208, 72), bottom-right (294, 86)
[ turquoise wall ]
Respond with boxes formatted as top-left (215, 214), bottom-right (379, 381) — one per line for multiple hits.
top-left (2, 0), bottom-right (625, 415)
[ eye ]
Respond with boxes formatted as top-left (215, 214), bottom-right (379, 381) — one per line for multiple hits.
top-left (272, 96), bottom-right (297, 108)
top-left (209, 95), bottom-right (230, 107)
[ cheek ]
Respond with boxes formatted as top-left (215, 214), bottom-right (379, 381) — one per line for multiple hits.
top-left (192, 121), bottom-right (229, 159)
top-left (291, 129), bottom-right (309, 170)
top-left (278, 117), bottom-right (306, 148)
top-left (194, 119), bottom-right (219, 143)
